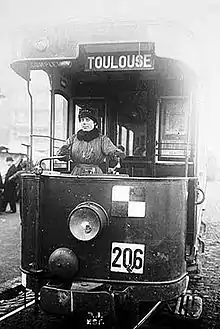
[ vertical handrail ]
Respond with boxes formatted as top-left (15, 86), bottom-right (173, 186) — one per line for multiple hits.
top-left (49, 74), bottom-right (55, 170)
top-left (152, 82), bottom-right (157, 177)
top-left (185, 93), bottom-right (193, 177)
top-left (27, 80), bottom-right (33, 170)
top-left (104, 100), bottom-right (108, 136)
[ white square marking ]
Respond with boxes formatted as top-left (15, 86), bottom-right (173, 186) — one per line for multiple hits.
top-left (112, 185), bottom-right (130, 202)
top-left (128, 201), bottom-right (146, 217)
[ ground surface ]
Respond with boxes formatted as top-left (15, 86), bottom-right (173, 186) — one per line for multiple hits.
top-left (0, 206), bottom-right (21, 284)
top-left (193, 181), bottom-right (220, 328)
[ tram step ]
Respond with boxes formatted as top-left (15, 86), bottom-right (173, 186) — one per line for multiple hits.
top-left (174, 292), bottom-right (202, 320)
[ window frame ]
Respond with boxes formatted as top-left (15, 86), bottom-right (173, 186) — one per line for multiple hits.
top-left (52, 91), bottom-right (70, 171)
top-left (155, 96), bottom-right (192, 163)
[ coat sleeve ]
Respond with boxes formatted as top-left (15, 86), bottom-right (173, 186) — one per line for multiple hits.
top-left (101, 136), bottom-right (126, 160)
top-left (56, 136), bottom-right (74, 161)
top-left (8, 170), bottom-right (23, 182)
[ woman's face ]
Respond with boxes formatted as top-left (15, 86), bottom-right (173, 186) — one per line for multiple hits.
top-left (80, 117), bottom-right (95, 131)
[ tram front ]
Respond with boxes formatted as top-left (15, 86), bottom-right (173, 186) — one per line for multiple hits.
top-left (11, 26), bottom-right (204, 327)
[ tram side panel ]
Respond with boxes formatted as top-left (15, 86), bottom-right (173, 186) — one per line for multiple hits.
top-left (20, 174), bottom-right (188, 302)
top-left (20, 175), bottom-right (42, 272)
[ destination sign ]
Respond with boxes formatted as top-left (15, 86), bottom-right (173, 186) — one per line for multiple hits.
top-left (85, 53), bottom-right (155, 71)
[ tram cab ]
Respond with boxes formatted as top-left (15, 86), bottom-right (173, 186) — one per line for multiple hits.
top-left (11, 21), bottom-right (206, 327)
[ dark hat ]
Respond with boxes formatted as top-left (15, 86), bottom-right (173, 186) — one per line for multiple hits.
top-left (78, 108), bottom-right (99, 125)
top-left (6, 156), bottom-right (13, 162)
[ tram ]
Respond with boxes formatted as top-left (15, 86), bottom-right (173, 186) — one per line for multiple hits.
top-left (11, 20), bottom-right (206, 328)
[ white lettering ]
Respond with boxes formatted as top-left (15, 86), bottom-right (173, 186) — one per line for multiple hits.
top-left (102, 56), bottom-right (111, 69)
top-left (86, 53), bottom-right (153, 71)
top-left (111, 55), bottom-right (119, 69)
top-left (118, 55), bottom-right (127, 68)
top-left (88, 56), bottom-right (94, 70)
top-left (127, 55), bottom-right (135, 68)
top-left (135, 55), bottom-right (143, 68)
top-left (95, 56), bottom-right (102, 69)
top-left (143, 54), bottom-right (151, 68)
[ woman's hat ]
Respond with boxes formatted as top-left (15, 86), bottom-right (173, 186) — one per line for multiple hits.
top-left (78, 108), bottom-right (99, 125)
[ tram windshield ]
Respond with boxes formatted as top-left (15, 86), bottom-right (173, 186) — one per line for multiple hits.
top-left (28, 68), bottom-right (194, 178)
top-left (116, 91), bottom-right (148, 158)
top-left (73, 92), bottom-right (148, 159)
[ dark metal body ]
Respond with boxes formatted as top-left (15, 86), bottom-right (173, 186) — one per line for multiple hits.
top-left (20, 173), bottom-right (190, 321)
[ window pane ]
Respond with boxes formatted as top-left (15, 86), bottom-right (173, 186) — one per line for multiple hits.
top-left (30, 70), bottom-right (50, 163)
top-left (55, 94), bottom-right (68, 140)
top-left (121, 126), bottom-right (127, 150)
top-left (32, 136), bottom-right (50, 164)
top-left (157, 98), bottom-right (190, 161)
top-left (128, 130), bottom-right (134, 156)
top-left (116, 91), bottom-right (148, 157)
top-left (74, 105), bottom-right (81, 134)
top-left (30, 71), bottom-right (50, 136)
top-left (54, 94), bottom-right (68, 154)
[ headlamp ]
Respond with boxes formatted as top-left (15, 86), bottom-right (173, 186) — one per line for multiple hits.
top-left (68, 202), bottom-right (108, 241)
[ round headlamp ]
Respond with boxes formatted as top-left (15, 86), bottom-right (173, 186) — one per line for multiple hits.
top-left (68, 202), bottom-right (108, 241)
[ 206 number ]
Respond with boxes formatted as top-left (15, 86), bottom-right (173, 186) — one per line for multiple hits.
top-left (110, 243), bottom-right (145, 274)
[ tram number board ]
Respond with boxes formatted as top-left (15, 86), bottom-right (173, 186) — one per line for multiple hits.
top-left (110, 242), bottom-right (145, 274)
top-left (85, 53), bottom-right (154, 71)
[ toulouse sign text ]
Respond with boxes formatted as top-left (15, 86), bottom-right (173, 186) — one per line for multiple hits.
top-left (85, 53), bottom-right (154, 71)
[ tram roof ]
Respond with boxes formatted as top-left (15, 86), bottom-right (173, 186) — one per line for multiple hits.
top-left (10, 19), bottom-right (197, 82)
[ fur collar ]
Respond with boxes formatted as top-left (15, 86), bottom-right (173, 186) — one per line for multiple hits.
top-left (77, 128), bottom-right (100, 142)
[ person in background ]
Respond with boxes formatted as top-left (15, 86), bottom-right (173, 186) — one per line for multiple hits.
top-left (1, 156), bottom-right (18, 213)
top-left (57, 107), bottom-right (125, 175)
top-left (0, 173), bottom-right (4, 213)
top-left (8, 159), bottom-right (29, 202)
top-left (134, 140), bottom-right (146, 156)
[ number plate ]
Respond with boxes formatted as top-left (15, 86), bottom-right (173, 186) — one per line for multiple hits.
top-left (110, 242), bottom-right (145, 274)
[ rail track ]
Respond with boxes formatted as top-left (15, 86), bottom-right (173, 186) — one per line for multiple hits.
top-left (0, 288), bottom-right (35, 322)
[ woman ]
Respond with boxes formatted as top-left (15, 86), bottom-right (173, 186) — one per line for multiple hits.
top-left (57, 108), bottom-right (125, 175)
